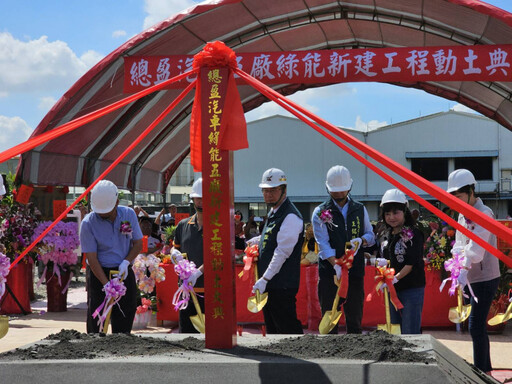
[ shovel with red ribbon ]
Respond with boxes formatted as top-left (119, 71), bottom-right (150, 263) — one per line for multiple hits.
top-left (318, 241), bottom-right (356, 334)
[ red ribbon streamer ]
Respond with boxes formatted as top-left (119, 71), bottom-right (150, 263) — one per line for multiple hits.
top-left (367, 266), bottom-right (404, 311)
top-left (189, 41), bottom-right (248, 172)
top-left (0, 69), bottom-right (196, 165)
top-left (8, 81), bottom-right (196, 271)
top-left (334, 249), bottom-right (354, 299)
top-left (238, 244), bottom-right (259, 281)
top-left (233, 67), bottom-right (512, 268)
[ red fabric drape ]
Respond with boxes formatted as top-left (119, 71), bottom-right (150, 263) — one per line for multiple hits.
top-left (189, 41), bottom-right (247, 172)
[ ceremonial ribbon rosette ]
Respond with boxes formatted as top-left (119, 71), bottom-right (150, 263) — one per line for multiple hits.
top-left (334, 246), bottom-right (355, 299)
top-left (317, 209), bottom-right (338, 230)
top-left (0, 252), bottom-right (10, 306)
top-left (172, 256), bottom-right (199, 311)
top-left (120, 221), bottom-right (133, 238)
top-left (93, 277), bottom-right (127, 332)
top-left (238, 244), bottom-right (259, 281)
top-left (366, 265), bottom-right (404, 310)
top-left (439, 248), bottom-right (478, 302)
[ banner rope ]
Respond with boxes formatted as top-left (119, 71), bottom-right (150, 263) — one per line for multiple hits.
top-left (8, 80), bottom-right (197, 270)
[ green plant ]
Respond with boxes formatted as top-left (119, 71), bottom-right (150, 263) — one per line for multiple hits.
top-left (162, 225), bottom-right (176, 245)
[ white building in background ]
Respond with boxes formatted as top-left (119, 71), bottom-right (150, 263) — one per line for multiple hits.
top-left (233, 110), bottom-right (512, 222)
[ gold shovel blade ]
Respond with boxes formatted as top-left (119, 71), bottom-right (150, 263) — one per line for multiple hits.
top-left (247, 290), bottom-right (268, 313)
top-left (190, 313), bottom-right (205, 333)
top-left (377, 323), bottom-right (401, 335)
top-left (448, 304), bottom-right (472, 323)
top-left (488, 302), bottom-right (512, 326)
top-left (0, 315), bottom-right (9, 339)
top-left (318, 310), bottom-right (343, 334)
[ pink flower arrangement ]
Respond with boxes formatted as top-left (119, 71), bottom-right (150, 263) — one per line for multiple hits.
top-left (120, 221), bottom-right (133, 238)
top-left (172, 258), bottom-right (199, 310)
top-left (132, 253), bottom-right (166, 294)
top-left (136, 298), bottom-right (152, 314)
top-left (32, 221), bottom-right (80, 291)
top-left (0, 252), bottom-right (10, 302)
top-left (400, 226), bottom-right (414, 245)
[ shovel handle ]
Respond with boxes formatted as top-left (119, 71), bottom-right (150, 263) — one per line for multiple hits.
top-left (383, 287), bottom-right (391, 326)
top-left (457, 287), bottom-right (463, 315)
top-left (190, 289), bottom-right (203, 320)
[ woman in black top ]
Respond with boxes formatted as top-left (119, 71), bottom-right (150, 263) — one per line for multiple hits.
top-left (380, 189), bottom-right (425, 334)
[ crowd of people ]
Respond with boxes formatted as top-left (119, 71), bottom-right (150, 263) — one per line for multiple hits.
top-left (77, 165), bottom-right (500, 375)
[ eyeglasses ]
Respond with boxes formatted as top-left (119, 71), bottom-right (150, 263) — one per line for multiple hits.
top-left (262, 187), bottom-right (281, 194)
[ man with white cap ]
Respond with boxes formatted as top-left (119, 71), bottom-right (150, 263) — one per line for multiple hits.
top-left (251, 168), bottom-right (304, 334)
top-left (312, 165), bottom-right (375, 334)
top-left (80, 180), bottom-right (143, 333)
top-left (447, 169), bottom-right (500, 374)
top-left (172, 177), bottom-right (205, 333)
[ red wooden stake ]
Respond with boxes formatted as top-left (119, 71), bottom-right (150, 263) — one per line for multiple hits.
top-left (200, 66), bottom-right (237, 348)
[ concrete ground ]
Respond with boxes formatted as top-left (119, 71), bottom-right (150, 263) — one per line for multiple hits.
top-left (1, 285), bottom-right (511, 382)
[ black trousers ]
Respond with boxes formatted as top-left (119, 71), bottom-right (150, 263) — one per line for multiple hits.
top-left (318, 273), bottom-right (364, 334)
top-left (87, 267), bottom-right (137, 334)
top-left (262, 288), bottom-right (303, 334)
top-left (179, 291), bottom-right (204, 333)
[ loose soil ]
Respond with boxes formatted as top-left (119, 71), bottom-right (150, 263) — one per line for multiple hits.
top-left (0, 329), bottom-right (432, 363)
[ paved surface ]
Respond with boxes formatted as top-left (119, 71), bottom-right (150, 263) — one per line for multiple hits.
top-left (1, 285), bottom-right (511, 383)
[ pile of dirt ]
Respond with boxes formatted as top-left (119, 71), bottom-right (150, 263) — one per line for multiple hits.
top-left (0, 329), bottom-right (432, 363)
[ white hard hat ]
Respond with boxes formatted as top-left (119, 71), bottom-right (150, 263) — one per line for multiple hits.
top-left (0, 176), bottom-right (5, 196)
top-left (380, 189), bottom-right (408, 206)
top-left (259, 168), bottom-right (287, 188)
top-left (325, 165), bottom-right (352, 192)
top-left (190, 178), bottom-right (202, 198)
top-left (90, 180), bottom-right (118, 214)
top-left (447, 169), bottom-right (476, 193)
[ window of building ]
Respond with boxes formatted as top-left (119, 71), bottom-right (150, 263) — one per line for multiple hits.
top-left (249, 203), bottom-right (268, 218)
top-left (454, 157), bottom-right (493, 180)
top-left (411, 158), bottom-right (449, 181)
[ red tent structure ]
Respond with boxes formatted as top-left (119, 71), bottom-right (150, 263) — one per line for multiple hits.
top-left (14, 0), bottom-right (512, 193)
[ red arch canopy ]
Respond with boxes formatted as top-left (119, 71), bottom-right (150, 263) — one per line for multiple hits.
top-left (16, 0), bottom-right (512, 193)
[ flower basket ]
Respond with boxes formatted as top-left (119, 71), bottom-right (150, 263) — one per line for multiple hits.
top-left (45, 268), bottom-right (71, 312)
top-left (32, 221), bottom-right (79, 309)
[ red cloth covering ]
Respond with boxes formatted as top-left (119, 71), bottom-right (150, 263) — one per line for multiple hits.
top-left (0, 261), bottom-right (32, 315)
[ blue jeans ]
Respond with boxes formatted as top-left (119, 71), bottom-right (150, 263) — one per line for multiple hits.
top-left (389, 287), bottom-right (424, 334)
top-left (464, 278), bottom-right (499, 373)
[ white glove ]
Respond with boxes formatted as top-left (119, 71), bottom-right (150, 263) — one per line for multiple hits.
top-left (458, 269), bottom-right (468, 287)
top-left (252, 277), bottom-right (268, 294)
top-left (376, 258), bottom-right (388, 267)
top-left (118, 260), bottom-right (130, 280)
top-left (392, 276), bottom-right (398, 285)
top-left (170, 249), bottom-right (184, 264)
top-left (333, 264), bottom-right (342, 280)
top-left (350, 238), bottom-right (362, 254)
top-left (246, 235), bottom-right (261, 246)
top-left (379, 283), bottom-right (388, 292)
top-left (189, 269), bottom-right (203, 287)
top-left (451, 246), bottom-right (464, 256)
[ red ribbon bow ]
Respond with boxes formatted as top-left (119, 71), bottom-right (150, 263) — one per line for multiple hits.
top-left (238, 244), bottom-right (259, 281)
top-left (190, 41), bottom-right (248, 172)
top-left (366, 266), bottom-right (404, 310)
top-left (334, 248), bottom-right (355, 299)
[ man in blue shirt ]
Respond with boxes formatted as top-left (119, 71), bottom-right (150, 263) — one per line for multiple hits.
top-left (80, 180), bottom-right (143, 333)
top-left (312, 165), bottom-right (375, 334)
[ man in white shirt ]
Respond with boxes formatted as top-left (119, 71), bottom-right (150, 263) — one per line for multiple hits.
top-left (252, 168), bottom-right (304, 334)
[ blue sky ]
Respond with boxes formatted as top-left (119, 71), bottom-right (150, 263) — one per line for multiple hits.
top-left (0, 0), bottom-right (511, 151)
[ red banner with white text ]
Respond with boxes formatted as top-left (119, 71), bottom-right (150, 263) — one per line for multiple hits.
top-left (124, 44), bottom-right (512, 92)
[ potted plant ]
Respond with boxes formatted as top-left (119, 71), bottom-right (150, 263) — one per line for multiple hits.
top-left (31, 221), bottom-right (80, 312)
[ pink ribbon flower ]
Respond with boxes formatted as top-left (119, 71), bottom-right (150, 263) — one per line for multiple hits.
top-left (120, 221), bottom-right (133, 238)
top-left (172, 259), bottom-right (198, 311)
top-left (92, 277), bottom-right (127, 332)
top-left (318, 209), bottom-right (338, 230)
